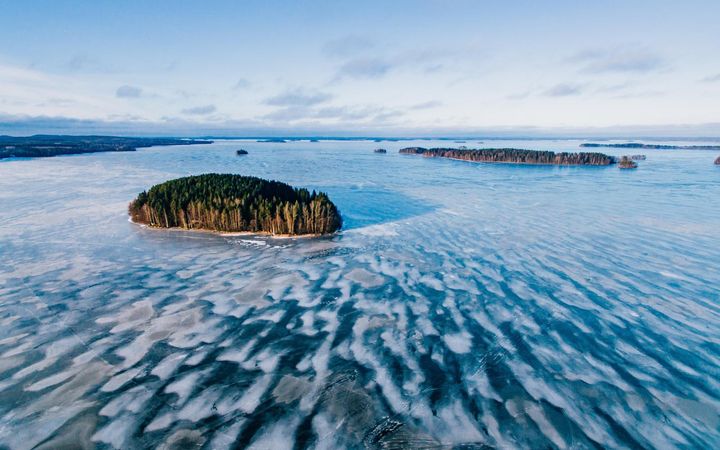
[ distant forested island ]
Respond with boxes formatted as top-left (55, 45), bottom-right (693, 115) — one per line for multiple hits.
top-left (0, 135), bottom-right (211, 160)
top-left (581, 142), bottom-right (720, 150)
top-left (399, 147), bottom-right (617, 166)
top-left (618, 156), bottom-right (638, 169)
top-left (129, 174), bottom-right (342, 235)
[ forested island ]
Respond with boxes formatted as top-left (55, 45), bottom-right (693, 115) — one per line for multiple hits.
top-left (236, 149), bottom-right (248, 155)
top-left (129, 174), bottom-right (342, 236)
top-left (0, 135), bottom-right (211, 159)
top-left (715, 156), bottom-right (720, 165)
top-left (399, 147), bottom-right (617, 166)
top-left (581, 142), bottom-right (720, 150)
top-left (618, 156), bottom-right (638, 169)
top-left (374, 148), bottom-right (387, 153)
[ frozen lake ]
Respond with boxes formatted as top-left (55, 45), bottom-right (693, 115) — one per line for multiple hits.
top-left (0, 139), bottom-right (719, 449)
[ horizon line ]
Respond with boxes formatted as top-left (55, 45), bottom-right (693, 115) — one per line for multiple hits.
top-left (3, 133), bottom-right (720, 141)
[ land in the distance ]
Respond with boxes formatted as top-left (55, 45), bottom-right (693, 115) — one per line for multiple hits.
top-left (618, 156), bottom-right (638, 169)
top-left (129, 174), bottom-right (342, 236)
top-left (582, 142), bottom-right (720, 150)
top-left (0, 135), bottom-right (212, 160)
top-left (400, 147), bottom-right (617, 166)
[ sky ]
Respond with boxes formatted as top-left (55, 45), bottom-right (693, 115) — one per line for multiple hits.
top-left (1, 0), bottom-right (719, 137)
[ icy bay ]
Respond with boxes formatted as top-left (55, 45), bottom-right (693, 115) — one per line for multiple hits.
top-left (0, 138), bottom-right (719, 449)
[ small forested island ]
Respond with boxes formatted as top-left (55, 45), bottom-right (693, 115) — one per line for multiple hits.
top-left (581, 142), bottom-right (720, 150)
top-left (236, 149), bottom-right (248, 155)
top-left (374, 148), bottom-right (387, 153)
top-left (399, 147), bottom-right (617, 166)
top-left (0, 135), bottom-right (211, 159)
top-left (618, 156), bottom-right (638, 169)
top-left (129, 174), bottom-right (342, 236)
top-left (630, 154), bottom-right (647, 160)
top-left (715, 156), bottom-right (720, 165)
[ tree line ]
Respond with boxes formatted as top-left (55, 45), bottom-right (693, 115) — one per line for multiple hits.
top-left (399, 147), bottom-right (617, 166)
top-left (0, 135), bottom-right (210, 159)
top-left (582, 142), bottom-right (720, 150)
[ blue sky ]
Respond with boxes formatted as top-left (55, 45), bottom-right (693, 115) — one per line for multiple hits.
top-left (1, 0), bottom-right (719, 136)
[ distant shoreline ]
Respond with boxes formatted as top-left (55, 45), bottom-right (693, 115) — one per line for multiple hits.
top-left (581, 142), bottom-right (720, 150)
top-left (0, 135), bottom-right (212, 160)
top-left (400, 147), bottom-right (617, 166)
top-left (441, 156), bottom-right (610, 167)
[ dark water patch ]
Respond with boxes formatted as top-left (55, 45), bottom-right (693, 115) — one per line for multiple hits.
top-left (593, 406), bottom-right (648, 450)
top-left (417, 339), bottom-right (449, 414)
top-left (330, 187), bottom-right (436, 230)
top-left (34, 408), bottom-right (99, 450)
top-left (331, 301), bottom-right (360, 349)
top-left (293, 411), bottom-right (317, 450)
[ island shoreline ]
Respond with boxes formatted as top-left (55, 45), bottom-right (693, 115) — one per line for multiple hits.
top-left (435, 156), bottom-right (613, 167)
top-left (399, 147), bottom-right (617, 166)
top-left (128, 217), bottom-right (333, 239)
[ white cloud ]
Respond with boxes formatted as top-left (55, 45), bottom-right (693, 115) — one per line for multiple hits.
top-left (265, 89), bottom-right (332, 106)
top-left (116, 85), bottom-right (142, 98)
top-left (233, 78), bottom-right (251, 89)
top-left (568, 47), bottom-right (666, 74)
top-left (409, 100), bottom-right (442, 110)
top-left (323, 35), bottom-right (374, 58)
top-left (543, 83), bottom-right (585, 97)
top-left (335, 58), bottom-right (393, 80)
top-left (181, 105), bottom-right (217, 115)
top-left (700, 73), bottom-right (720, 83)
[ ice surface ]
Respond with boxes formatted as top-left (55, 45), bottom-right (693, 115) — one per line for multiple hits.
top-left (1, 139), bottom-right (719, 448)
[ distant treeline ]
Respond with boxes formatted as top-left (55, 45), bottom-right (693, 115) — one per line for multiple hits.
top-left (0, 135), bottom-right (211, 159)
top-left (399, 147), bottom-right (617, 166)
top-left (129, 174), bottom-right (342, 235)
top-left (582, 142), bottom-right (720, 150)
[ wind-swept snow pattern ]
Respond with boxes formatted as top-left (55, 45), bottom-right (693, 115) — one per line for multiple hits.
top-left (1, 139), bottom-right (719, 449)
